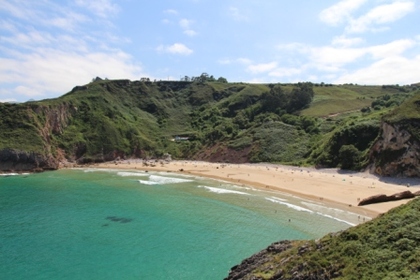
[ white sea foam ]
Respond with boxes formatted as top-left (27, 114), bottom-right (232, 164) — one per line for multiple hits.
top-left (198, 185), bottom-right (250, 195)
top-left (301, 202), bottom-right (362, 225)
top-left (302, 201), bottom-right (345, 213)
top-left (148, 174), bottom-right (193, 184)
top-left (154, 171), bottom-right (196, 179)
top-left (0, 173), bottom-right (29, 176)
top-left (138, 180), bottom-right (159, 185)
top-left (265, 197), bottom-right (313, 213)
top-left (82, 168), bottom-right (121, 173)
top-left (315, 212), bottom-right (356, 226)
top-left (267, 196), bottom-right (287, 202)
top-left (228, 184), bottom-right (254, 191)
top-left (117, 171), bottom-right (149, 177)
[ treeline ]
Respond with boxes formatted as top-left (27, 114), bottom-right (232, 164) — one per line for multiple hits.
top-left (180, 73), bottom-right (228, 83)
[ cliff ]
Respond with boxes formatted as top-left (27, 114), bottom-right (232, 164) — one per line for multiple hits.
top-left (369, 93), bottom-right (420, 177)
top-left (0, 148), bottom-right (58, 172)
top-left (0, 79), bottom-right (418, 173)
top-left (370, 122), bottom-right (420, 177)
top-left (225, 197), bottom-right (420, 279)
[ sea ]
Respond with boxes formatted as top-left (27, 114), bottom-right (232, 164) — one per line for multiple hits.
top-left (0, 168), bottom-right (362, 279)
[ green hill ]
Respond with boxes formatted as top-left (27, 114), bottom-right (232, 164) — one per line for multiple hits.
top-left (0, 78), bottom-right (418, 172)
top-left (225, 197), bottom-right (420, 279)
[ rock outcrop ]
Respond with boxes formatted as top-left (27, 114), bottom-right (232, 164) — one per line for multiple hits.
top-left (358, 190), bottom-right (416, 206)
top-left (369, 122), bottom-right (420, 177)
top-left (225, 240), bottom-right (294, 280)
top-left (225, 238), bottom-right (342, 280)
top-left (0, 148), bottom-right (59, 172)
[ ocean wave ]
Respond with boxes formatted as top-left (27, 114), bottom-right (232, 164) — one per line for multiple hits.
top-left (148, 174), bottom-right (193, 184)
top-left (0, 173), bottom-right (30, 176)
top-left (82, 168), bottom-right (122, 173)
top-left (266, 196), bottom-right (287, 202)
top-left (198, 185), bottom-right (250, 195)
top-left (138, 180), bottom-right (159, 185)
top-left (265, 197), bottom-right (313, 213)
top-left (302, 202), bottom-right (364, 225)
top-left (301, 201), bottom-right (345, 213)
top-left (117, 171), bottom-right (149, 177)
top-left (154, 171), bottom-right (196, 179)
top-left (315, 212), bottom-right (356, 226)
top-left (228, 184), bottom-right (254, 191)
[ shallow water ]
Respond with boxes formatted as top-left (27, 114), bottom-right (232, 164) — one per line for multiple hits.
top-left (0, 169), bottom-right (355, 279)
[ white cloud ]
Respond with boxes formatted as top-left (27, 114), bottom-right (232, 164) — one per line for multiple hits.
top-left (0, 49), bottom-right (143, 99)
top-left (75, 0), bottom-right (119, 18)
top-left (157, 43), bottom-right (193, 55)
top-left (164, 9), bottom-right (178, 15)
top-left (0, 20), bottom-right (18, 33)
top-left (335, 55), bottom-right (420, 85)
top-left (332, 36), bottom-right (364, 47)
top-left (310, 46), bottom-right (367, 67)
top-left (184, 30), bottom-right (197, 36)
top-left (368, 39), bottom-right (415, 59)
top-left (247, 62), bottom-right (277, 73)
top-left (237, 58), bottom-right (252, 65)
top-left (218, 57), bottom-right (252, 65)
top-left (0, 99), bottom-right (17, 103)
top-left (271, 35), bottom-right (419, 84)
top-left (0, 0), bottom-right (144, 101)
top-left (347, 1), bottom-right (415, 33)
top-left (179, 18), bottom-right (192, 29)
top-left (269, 67), bottom-right (303, 78)
top-left (319, 0), bottom-right (367, 26)
top-left (179, 18), bottom-right (198, 36)
top-left (228, 7), bottom-right (249, 22)
top-left (46, 11), bottom-right (89, 31)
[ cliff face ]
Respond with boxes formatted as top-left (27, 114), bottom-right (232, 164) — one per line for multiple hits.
top-left (370, 122), bottom-right (420, 177)
top-left (0, 148), bottom-right (59, 172)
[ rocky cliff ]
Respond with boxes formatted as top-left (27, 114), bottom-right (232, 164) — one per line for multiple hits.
top-left (0, 148), bottom-right (59, 172)
top-left (370, 121), bottom-right (420, 177)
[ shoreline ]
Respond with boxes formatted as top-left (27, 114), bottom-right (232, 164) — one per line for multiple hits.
top-left (90, 160), bottom-right (420, 220)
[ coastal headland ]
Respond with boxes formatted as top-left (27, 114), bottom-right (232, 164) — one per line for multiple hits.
top-left (93, 160), bottom-right (420, 220)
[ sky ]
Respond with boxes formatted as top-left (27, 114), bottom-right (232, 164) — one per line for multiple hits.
top-left (0, 0), bottom-right (419, 102)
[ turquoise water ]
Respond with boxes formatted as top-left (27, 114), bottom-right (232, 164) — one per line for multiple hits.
top-left (0, 169), bottom-right (356, 279)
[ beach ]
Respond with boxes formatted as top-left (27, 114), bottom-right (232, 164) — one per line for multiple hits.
top-left (94, 160), bottom-right (420, 219)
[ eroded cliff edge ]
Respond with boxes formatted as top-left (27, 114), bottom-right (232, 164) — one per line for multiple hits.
top-left (225, 198), bottom-right (420, 279)
top-left (0, 148), bottom-right (58, 172)
top-left (370, 121), bottom-right (420, 177)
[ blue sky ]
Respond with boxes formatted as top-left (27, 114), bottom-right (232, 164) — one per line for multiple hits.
top-left (0, 0), bottom-right (419, 102)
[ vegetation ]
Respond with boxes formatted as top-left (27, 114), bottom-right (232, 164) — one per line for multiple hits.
top-left (0, 76), bottom-right (418, 169)
top-left (227, 197), bottom-right (420, 279)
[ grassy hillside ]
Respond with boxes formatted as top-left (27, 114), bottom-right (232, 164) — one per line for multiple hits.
top-left (0, 79), bottom-right (418, 168)
top-left (226, 197), bottom-right (420, 279)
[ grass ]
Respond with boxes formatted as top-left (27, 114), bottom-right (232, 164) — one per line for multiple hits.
top-left (232, 197), bottom-right (420, 279)
top-left (301, 85), bottom-right (411, 117)
top-left (0, 79), bottom-right (417, 167)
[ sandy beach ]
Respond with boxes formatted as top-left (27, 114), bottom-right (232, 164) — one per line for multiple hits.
top-left (94, 160), bottom-right (420, 219)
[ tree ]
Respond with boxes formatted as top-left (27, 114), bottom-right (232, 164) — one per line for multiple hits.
top-left (339, 144), bottom-right (361, 170)
top-left (287, 82), bottom-right (314, 112)
top-left (261, 85), bottom-right (287, 113)
top-left (217, 77), bottom-right (228, 83)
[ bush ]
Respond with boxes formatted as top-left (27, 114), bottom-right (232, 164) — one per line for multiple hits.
top-left (339, 144), bottom-right (361, 170)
